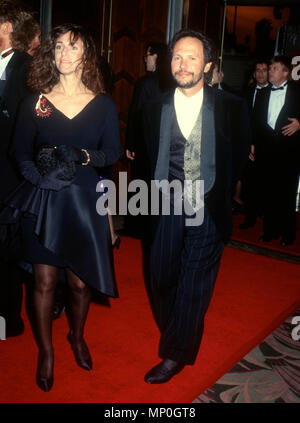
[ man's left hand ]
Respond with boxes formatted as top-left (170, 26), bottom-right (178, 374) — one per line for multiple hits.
top-left (249, 144), bottom-right (255, 161)
top-left (281, 118), bottom-right (300, 136)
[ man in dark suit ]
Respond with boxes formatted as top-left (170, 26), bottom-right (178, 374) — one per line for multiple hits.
top-left (239, 60), bottom-right (270, 229)
top-left (142, 29), bottom-right (250, 384)
top-left (125, 41), bottom-right (171, 239)
top-left (126, 41), bottom-right (170, 164)
top-left (246, 60), bottom-right (270, 111)
top-left (254, 56), bottom-right (300, 246)
top-left (0, 1), bottom-right (33, 337)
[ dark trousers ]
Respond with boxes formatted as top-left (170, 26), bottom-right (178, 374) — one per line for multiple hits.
top-left (149, 206), bottom-right (224, 365)
top-left (0, 260), bottom-right (23, 322)
top-left (241, 158), bottom-right (264, 223)
top-left (261, 151), bottom-right (299, 240)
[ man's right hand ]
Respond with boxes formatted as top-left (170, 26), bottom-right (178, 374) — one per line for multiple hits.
top-left (126, 149), bottom-right (135, 160)
top-left (249, 144), bottom-right (255, 162)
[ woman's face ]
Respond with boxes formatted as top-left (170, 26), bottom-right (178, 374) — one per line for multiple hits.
top-left (54, 31), bottom-right (85, 76)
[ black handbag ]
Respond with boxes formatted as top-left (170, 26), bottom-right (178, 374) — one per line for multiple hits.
top-left (36, 147), bottom-right (76, 181)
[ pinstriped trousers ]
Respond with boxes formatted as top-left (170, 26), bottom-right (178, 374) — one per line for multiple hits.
top-left (149, 206), bottom-right (224, 365)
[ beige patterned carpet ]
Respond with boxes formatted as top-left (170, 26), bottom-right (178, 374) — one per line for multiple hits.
top-left (193, 308), bottom-right (300, 403)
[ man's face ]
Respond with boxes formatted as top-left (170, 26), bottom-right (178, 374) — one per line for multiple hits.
top-left (27, 32), bottom-right (41, 56)
top-left (268, 62), bottom-right (288, 87)
top-left (0, 21), bottom-right (13, 50)
top-left (254, 63), bottom-right (268, 86)
top-left (171, 36), bottom-right (211, 92)
top-left (144, 47), bottom-right (157, 72)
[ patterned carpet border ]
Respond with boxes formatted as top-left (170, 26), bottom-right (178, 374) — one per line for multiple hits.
top-left (193, 308), bottom-right (300, 403)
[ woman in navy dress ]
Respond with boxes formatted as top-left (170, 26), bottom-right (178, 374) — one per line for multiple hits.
top-left (4, 24), bottom-right (121, 392)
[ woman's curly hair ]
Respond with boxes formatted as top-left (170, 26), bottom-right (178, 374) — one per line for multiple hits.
top-left (27, 23), bottom-right (105, 95)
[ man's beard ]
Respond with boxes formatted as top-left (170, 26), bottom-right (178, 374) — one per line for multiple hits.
top-left (173, 69), bottom-right (204, 89)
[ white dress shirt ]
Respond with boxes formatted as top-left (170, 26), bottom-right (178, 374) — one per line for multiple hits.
top-left (0, 48), bottom-right (15, 81)
top-left (267, 81), bottom-right (288, 130)
top-left (174, 87), bottom-right (203, 140)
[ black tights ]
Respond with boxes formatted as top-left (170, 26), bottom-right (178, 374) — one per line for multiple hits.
top-left (34, 264), bottom-right (91, 378)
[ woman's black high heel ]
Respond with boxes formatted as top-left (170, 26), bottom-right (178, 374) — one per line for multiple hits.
top-left (67, 332), bottom-right (92, 371)
top-left (36, 351), bottom-right (54, 392)
top-left (112, 236), bottom-right (121, 250)
top-left (36, 374), bottom-right (54, 392)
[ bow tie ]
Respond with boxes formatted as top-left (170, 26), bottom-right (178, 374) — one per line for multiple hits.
top-left (271, 82), bottom-right (287, 91)
top-left (1, 49), bottom-right (14, 59)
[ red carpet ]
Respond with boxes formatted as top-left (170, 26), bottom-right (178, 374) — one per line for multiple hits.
top-left (231, 212), bottom-right (300, 257)
top-left (0, 237), bottom-right (299, 403)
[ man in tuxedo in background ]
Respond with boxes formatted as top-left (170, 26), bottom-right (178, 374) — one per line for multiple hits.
top-left (126, 41), bottom-right (170, 165)
top-left (125, 41), bottom-right (171, 240)
top-left (142, 29), bottom-right (250, 384)
top-left (254, 56), bottom-right (300, 246)
top-left (0, 0), bottom-right (33, 337)
top-left (246, 60), bottom-right (270, 110)
top-left (239, 60), bottom-right (270, 229)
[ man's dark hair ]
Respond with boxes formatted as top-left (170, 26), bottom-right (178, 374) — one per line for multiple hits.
top-left (145, 41), bottom-right (173, 91)
top-left (0, 0), bottom-right (33, 50)
top-left (270, 55), bottom-right (292, 73)
top-left (253, 60), bottom-right (269, 72)
top-left (169, 29), bottom-right (216, 83)
top-left (12, 15), bottom-right (40, 51)
top-left (146, 41), bottom-right (169, 79)
top-left (147, 42), bottom-right (167, 57)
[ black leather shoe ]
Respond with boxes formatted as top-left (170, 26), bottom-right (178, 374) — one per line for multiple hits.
top-left (6, 316), bottom-right (24, 338)
top-left (67, 332), bottom-right (92, 371)
top-left (144, 359), bottom-right (184, 384)
top-left (232, 201), bottom-right (245, 214)
top-left (36, 375), bottom-right (53, 392)
top-left (239, 221), bottom-right (256, 230)
top-left (258, 234), bottom-right (279, 242)
top-left (280, 237), bottom-right (294, 247)
top-left (36, 351), bottom-right (54, 392)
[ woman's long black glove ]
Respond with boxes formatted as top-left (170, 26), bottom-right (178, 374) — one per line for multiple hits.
top-left (19, 161), bottom-right (72, 191)
top-left (55, 145), bottom-right (106, 167)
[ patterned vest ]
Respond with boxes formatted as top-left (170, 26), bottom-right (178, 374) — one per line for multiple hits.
top-left (169, 107), bottom-right (203, 208)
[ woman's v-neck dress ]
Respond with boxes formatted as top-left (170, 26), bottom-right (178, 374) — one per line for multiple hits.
top-left (3, 93), bottom-right (121, 297)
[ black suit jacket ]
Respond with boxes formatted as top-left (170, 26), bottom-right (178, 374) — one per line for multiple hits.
top-left (125, 72), bottom-right (164, 152)
top-left (253, 81), bottom-right (300, 160)
top-left (245, 83), bottom-right (271, 112)
top-left (0, 50), bottom-right (31, 200)
top-left (125, 72), bottom-right (168, 182)
top-left (142, 84), bottom-right (251, 243)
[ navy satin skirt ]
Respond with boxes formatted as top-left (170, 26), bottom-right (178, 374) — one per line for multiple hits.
top-left (1, 181), bottom-right (118, 297)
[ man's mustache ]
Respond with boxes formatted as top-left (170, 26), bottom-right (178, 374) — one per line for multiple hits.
top-left (175, 71), bottom-right (194, 76)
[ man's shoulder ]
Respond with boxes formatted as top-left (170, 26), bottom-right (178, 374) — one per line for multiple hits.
top-left (287, 80), bottom-right (300, 93)
top-left (135, 72), bottom-right (158, 89)
top-left (10, 50), bottom-right (32, 67)
top-left (144, 89), bottom-right (173, 109)
top-left (18, 92), bottom-right (39, 110)
top-left (208, 84), bottom-right (245, 106)
top-left (6, 50), bottom-right (31, 81)
top-left (244, 84), bottom-right (255, 98)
